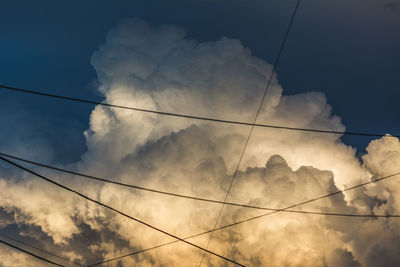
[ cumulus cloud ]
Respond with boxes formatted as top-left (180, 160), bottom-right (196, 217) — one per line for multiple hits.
top-left (0, 245), bottom-right (47, 267)
top-left (1, 18), bottom-right (400, 266)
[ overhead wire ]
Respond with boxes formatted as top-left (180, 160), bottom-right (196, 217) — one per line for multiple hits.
top-left (8, 152), bottom-right (392, 267)
top-left (0, 1), bottom-right (398, 266)
top-left (198, 0), bottom-right (303, 265)
top-left (90, 169), bottom-right (400, 265)
top-left (0, 238), bottom-right (65, 267)
top-left (0, 156), bottom-right (246, 267)
top-left (0, 84), bottom-right (398, 139)
top-left (1, 151), bottom-right (399, 219)
top-left (0, 233), bottom-right (82, 266)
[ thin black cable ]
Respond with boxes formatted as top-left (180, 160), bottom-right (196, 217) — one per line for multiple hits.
top-left (199, 171), bottom-right (400, 233)
top-left (199, 1), bottom-right (303, 265)
top-left (0, 233), bottom-right (82, 266)
top-left (2, 151), bottom-right (398, 219)
top-left (0, 156), bottom-right (245, 267)
top-left (0, 238), bottom-right (65, 267)
top-left (12, 154), bottom-right (395, 267)
top-left (0, 84), bottom-right (397, 139)
top-left (90, 170), bottom-right (400, 266)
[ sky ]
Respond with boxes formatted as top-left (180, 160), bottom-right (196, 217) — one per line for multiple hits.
top-left (0, 0), bottom-right (400, 266)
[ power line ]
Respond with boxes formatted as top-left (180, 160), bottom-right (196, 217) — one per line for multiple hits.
top-left (7, 155), bottom-right (394, 267)
top-left (199, 0), bottom-right (303, 266)
top-left (199, 171), bottom-right (400, 233)
top-left (1, 151), bottom-right (398, 219)
top-left (89, 210), bottom-right (398, 267)
top-left (0, 233), bottom-right (82, 266)
top-left (0, 84), bottom-right (397, 139)
top-left (0, 156), bottom-right (245, 267)
top-left (0, 238), bottom-right (65, 267)
top-left (91, 170), bottom-right (400, 265)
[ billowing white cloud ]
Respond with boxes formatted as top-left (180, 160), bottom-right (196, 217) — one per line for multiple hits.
top-left (0, 18), bottom-right (399, 266)
top-left (0, 245), bottom-right (48, 267)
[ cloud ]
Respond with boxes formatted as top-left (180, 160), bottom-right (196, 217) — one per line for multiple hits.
top-left (0, 245), bottom-right (44, 267)
top-left (1, 18), bottom-right (400, 266)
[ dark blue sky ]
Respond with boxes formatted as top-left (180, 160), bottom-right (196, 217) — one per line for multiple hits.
top-left (1, 0), bottom-right (399, 164)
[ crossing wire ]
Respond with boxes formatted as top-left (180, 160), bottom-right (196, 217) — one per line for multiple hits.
top-left (0, 156), bottom-right (246, 267)
top-left (0, 84), bottom-right (398, 139)
top-left (0, 238), bottom-right (65, 267)
top-left (0, 233), bottom-right (82, 266)
top-left (88, 170), bottom-right (400, 266)
top-left (198, 0), bottom-right (302, 266)
top-left (8, 152), bottom-right (396, 267)
top-left (1, 151), bottom-right (399, 219)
